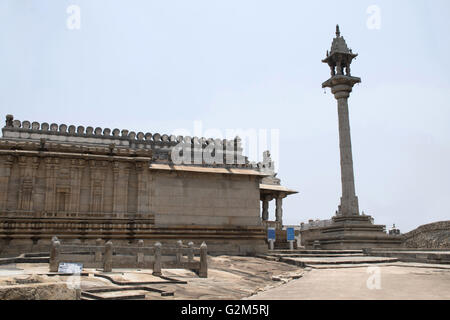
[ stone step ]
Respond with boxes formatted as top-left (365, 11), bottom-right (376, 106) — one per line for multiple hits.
top-left (269, 253), bottom-right (366, 258)
top-left (278, 256), bottom-right (398, 266)
top-left (367, 250), bottom-right (450, 265)
top-left (270, 249), bottom-right (363, 255)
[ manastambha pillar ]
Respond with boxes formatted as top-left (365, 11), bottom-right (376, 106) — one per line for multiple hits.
top-left (300, 25), bottom-right (403, 249)
top-left (321, 25), bottom-right (361, 217)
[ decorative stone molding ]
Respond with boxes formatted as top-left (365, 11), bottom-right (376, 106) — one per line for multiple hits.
top-left (1, 115), bottom-right (263, 169)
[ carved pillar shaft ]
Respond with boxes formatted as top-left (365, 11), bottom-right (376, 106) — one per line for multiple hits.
top-left (89, 161), bottom-right (106, 213)
top-left (275, 196), bottom-right (283, 226)
top-left (0, 156), bottom-right (14, 211)
top-left (261, 198), bottom-right (269, 221)
top-left (44, 159), bottom-right (59, 212)
top-left (113, 163), bottom-right (129, 215)
top-left (136, 163), bottom-right (148, 214)
top-left (70, 160), bottom-right (84, 213)
top-left (336, 94), bottom-right (359, 216)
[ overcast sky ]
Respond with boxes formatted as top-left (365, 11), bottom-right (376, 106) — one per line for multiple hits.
top-left (1, 1), bottom-right (449, 232)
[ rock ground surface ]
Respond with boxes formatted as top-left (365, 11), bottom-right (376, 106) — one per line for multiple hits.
top-left (0, 256), bottom-right (303, 300)
top-left (248, 264), bottom-right (450, 300)
top-left (1, 256), bottom-right (450, 300)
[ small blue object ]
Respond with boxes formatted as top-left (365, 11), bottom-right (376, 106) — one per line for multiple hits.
top-left (286, 227), bottom-right (295, 241)
top-left (267, 228), bottom-right (276, 241)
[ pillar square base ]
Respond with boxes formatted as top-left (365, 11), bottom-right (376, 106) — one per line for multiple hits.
top-left (301, 214), bottom-right (403, 250)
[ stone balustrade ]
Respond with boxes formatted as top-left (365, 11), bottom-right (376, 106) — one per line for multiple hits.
top-left (48, 237), bottom-right (208, 277)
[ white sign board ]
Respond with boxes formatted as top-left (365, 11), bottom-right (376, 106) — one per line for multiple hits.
top-left (58, 262), bottom-right (83, 274)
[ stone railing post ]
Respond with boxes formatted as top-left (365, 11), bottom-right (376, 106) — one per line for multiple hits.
top-left (103, 241), bottom-right (113, 272)
top-left (49, 238), bottom-right (60, 272)
top-left (153, 242), bottom-right (162, 276)
top-left (137, 239), bottom-right (144, 268)
top-left (176, 240), bottom-right (183, 264)
top-left (95, 238), bottom-right (102, 262)
top-left (187, 242), bottom-right (194, 262)
top-left (199, 242), bottom-right (207, 278)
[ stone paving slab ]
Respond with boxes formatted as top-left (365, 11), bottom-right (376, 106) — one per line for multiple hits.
top-left (248, 264), bottom-right (450, 300)
top-left (308, 262), bottom-right (450, 269)
top-left (281, 256), bottom-right (398, 265)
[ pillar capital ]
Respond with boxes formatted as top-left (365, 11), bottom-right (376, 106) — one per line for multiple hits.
top-left (322, 75), bottom-right (361, 100)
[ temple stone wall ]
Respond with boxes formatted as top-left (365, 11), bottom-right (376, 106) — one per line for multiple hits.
top-left (0, 154), bottom-right (261, 227)
top-left (0, 155), bottom-right (153, 219)
top-left (152, 171), bottom-right (261, 226)
top-left (0, 116), bottom-right (269, 256)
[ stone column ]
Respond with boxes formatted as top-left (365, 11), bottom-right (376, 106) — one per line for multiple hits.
top-left (261, 196), bottom-right (269, 221)
top-left (69, 159), bottom-right (84, 213)
top-left (95, 238), bottom-right (102, 262)
top-left (136, 162), bottom-right (148, 214)
top-left (103, 241), bottom-right (113, 272)
top-left (44, 158), bottom-right (59, 213)
top-left (137, 239), bottom-right (144, 268)
top-left (89, 160), bottom-right (106, 213)
top-left (332, 84), bottom-right (360, 216)
top-left (176, 240), bottom-right (183, 264)
top-left (153, 242), bottom-right (162, 276)
top-left (187, 242), bottom-right (194, 262)
top-left (49, 239), bottom-right (60, 272)
top-left (275, 195), bottom-right (283, 227)
top-left (199, 242), bottom-right (208, 278)
top-left (0, 156), bottom-right (14, 211)
top-left (112, 162), bottom-right (129, 216)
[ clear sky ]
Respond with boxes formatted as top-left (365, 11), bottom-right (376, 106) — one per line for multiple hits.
top-left (1, 1), bottom-right (449, 232)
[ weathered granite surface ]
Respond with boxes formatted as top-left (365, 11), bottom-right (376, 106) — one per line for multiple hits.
top-left (0, 274), bottom-right (76, 300)
top-left (403, 221), bottom-right (450, 248)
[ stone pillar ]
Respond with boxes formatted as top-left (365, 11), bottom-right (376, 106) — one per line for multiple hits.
top-left (187, 242), bottom-right (194, 262)
top-left (137, 239), bottom-right (144, 268)
top-left (136, 163), bottom-right (148, 214)
top-left (17, 156), bottom-right (39, 211)
top-left (49, 238), bottom-right (60, 272)
top-left (199, 242), bottom-right (208, 278)
top-left (94, 238), bottom-right (102, 262)
top-left (176, 240), bottom-right (183, 264)
top-left (275, 195), bottom-right (283, 227)
top-left (89, 161), bottom-right (106, 213)
top-left (322, 26), bottom-right (361, 218)
top-left (153, 242), bottom-right (162, 276)
top-left (70, 160), bottom-right (84, 213)
top-left (0, 156), bottom-right (14, 211)
top-left (112, 162), bottom-right (129, 216)
top-left (44, 158), bottom-right (59, 212)
top-left (261, 196), bottom-right (269, 221)
top-left (103, 241), bottom-right (113, 272)
top-left (333, 85), bottom-right (359, 216)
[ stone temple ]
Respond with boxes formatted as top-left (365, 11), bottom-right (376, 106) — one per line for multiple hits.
top-left (0, 115), bottom-right (297, 256)
top-left (300, 26), bottom-right (402, 249)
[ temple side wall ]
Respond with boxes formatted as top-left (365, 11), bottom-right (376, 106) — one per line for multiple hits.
top-left (151, 171), bottom-right (261, 227)
top-left (0, 154), bottom-right (153, 218)
top-left (0, 152), bottom-right (266, 256)
top-left (0, 154), bottom-right (261, 226)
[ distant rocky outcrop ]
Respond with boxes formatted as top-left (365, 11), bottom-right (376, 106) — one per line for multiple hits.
top-left (403, 221), bottom-right (450, 249)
